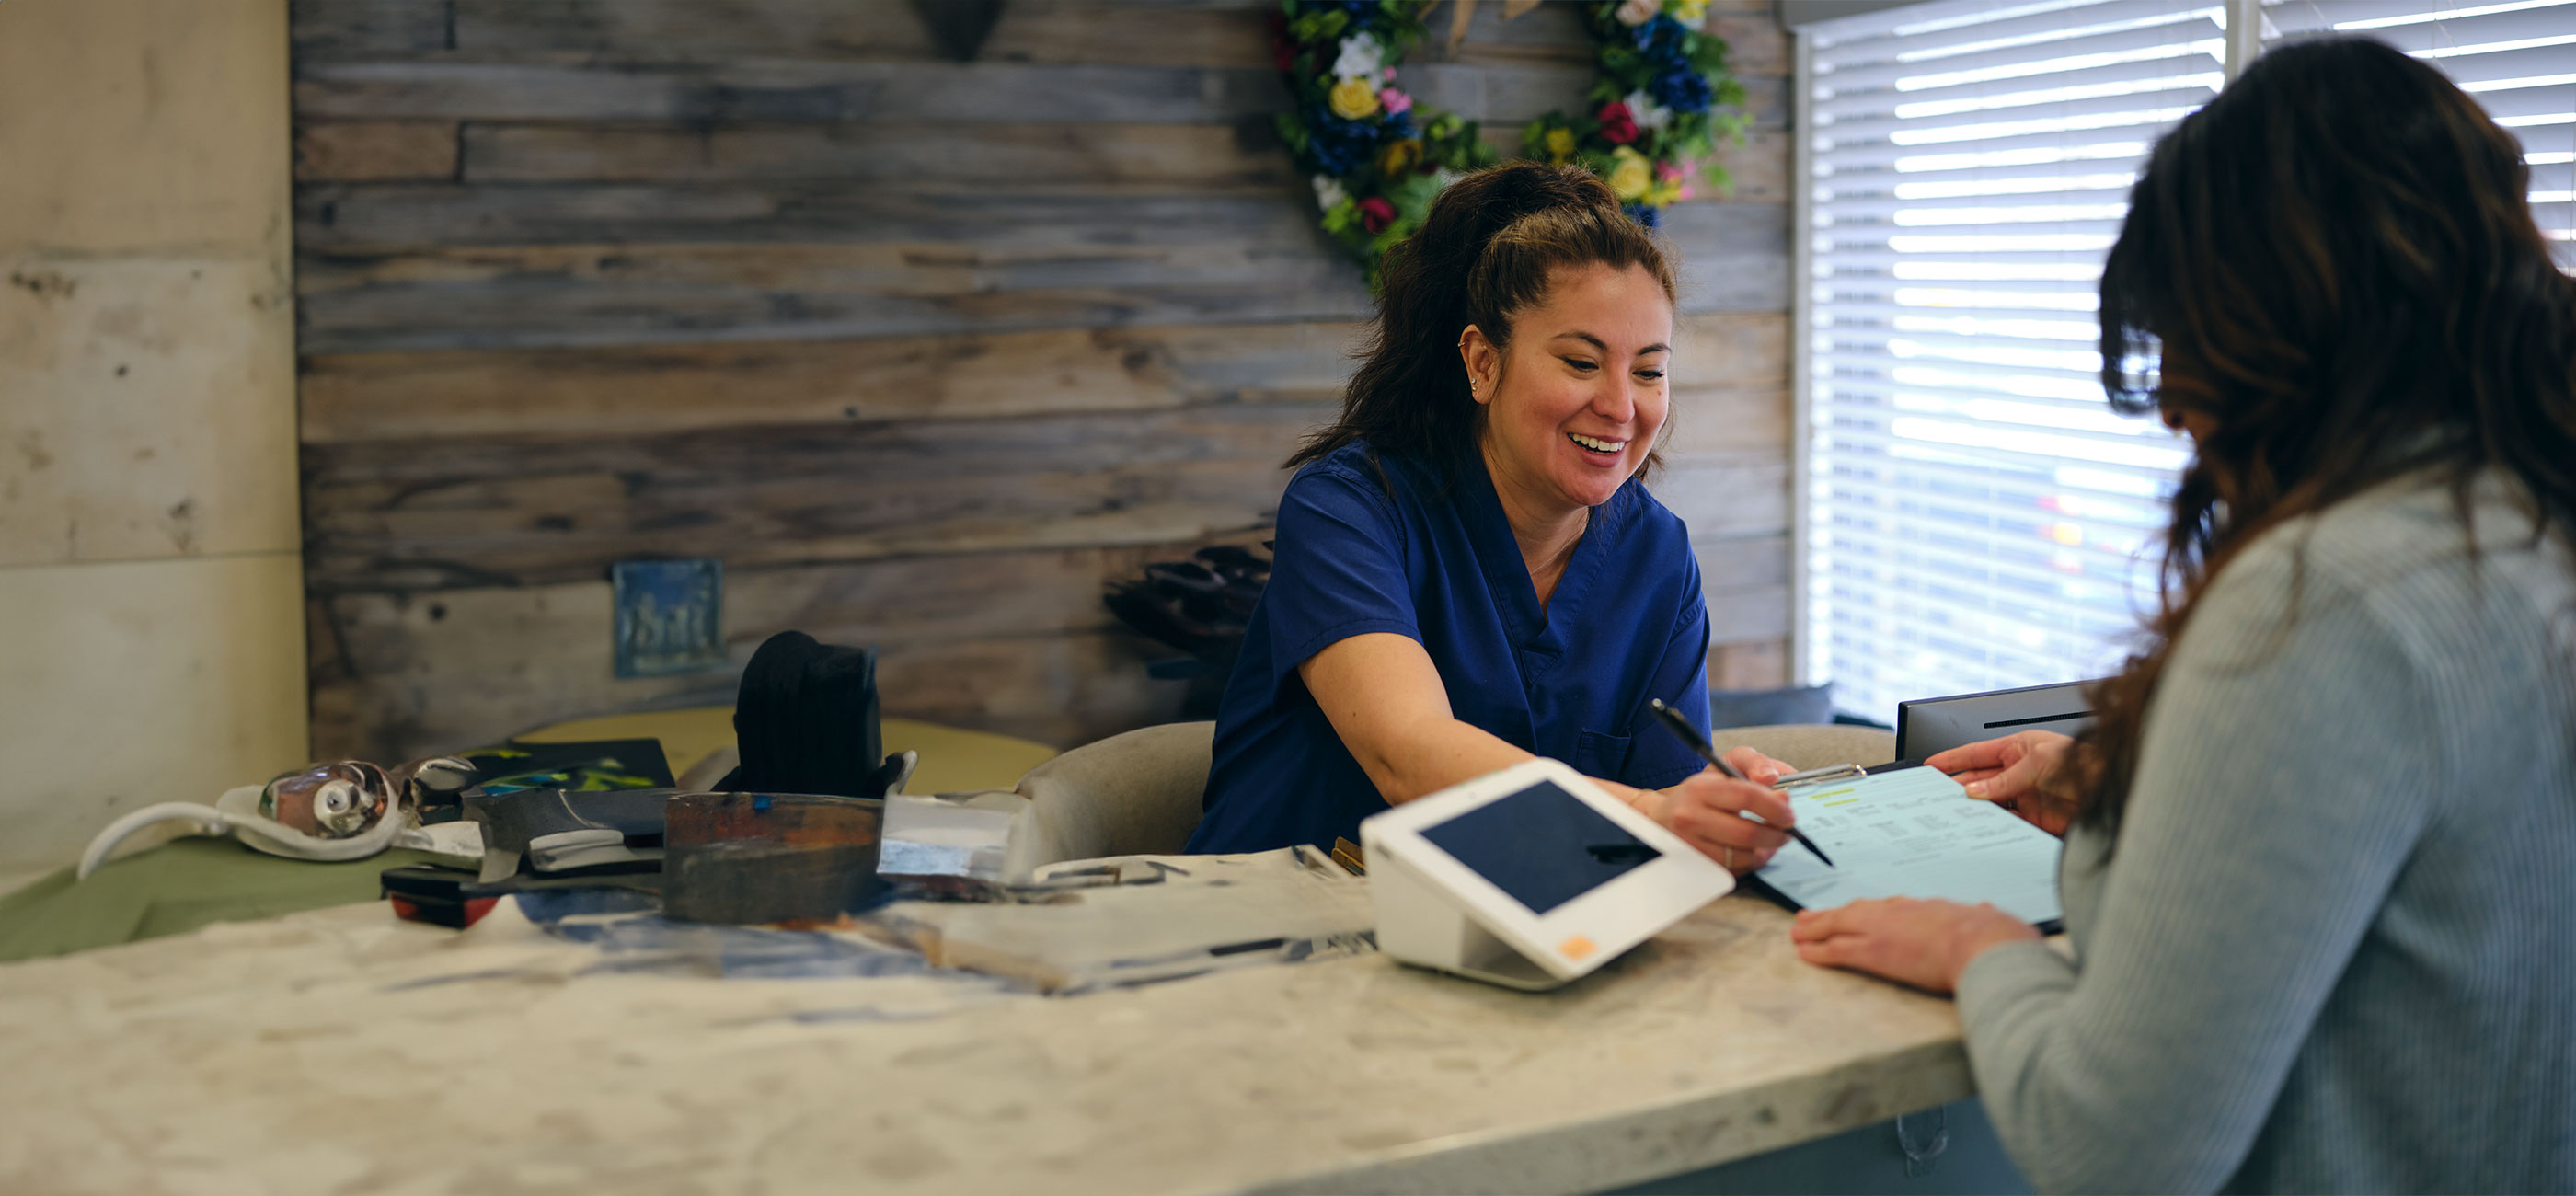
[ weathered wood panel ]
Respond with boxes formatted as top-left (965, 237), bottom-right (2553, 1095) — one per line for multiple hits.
top-left (298, 311), bottom-right (1781, 445)
top-left (293, 57), bottom-right (1787, 129)
top-left (292, 239), bottom-right (1374, 353)
top-left (302, 403), bottom-right (1330, 593)
top-left (294, 120), bottom-right (458, 181)
top-left (1674, 308), bottom-right (1788, 380)
top-left (307, 518), bottom-right (1790, 765)
top-left (1707, 8), bottom-right (1789, 77)
top-left (1697, 527), bottom-right (1789, 590)
top-left (292, 0), bottom-right (451, 57)
top-left (302, 320), bottom-right (1363, 443)
top-left (451, 0), bottom-right (1274, 69)
top-left (293, 59), bottom-right (1289, 123)
top-left (290, 0), bottom-right (1802, 756)
top-left (309, 0), bottom-right (1788, 75)
top-left (1708, 585), bottom-right (1793, 643)
top-left (1665, 201), bottom-right (1792, 312)
top-left (296, 187), bottom-right (1792, 266)
top-left (290, 210), bottom-right (1785, 352)
top-left (1709, 638), bottom-right (1792, 690)
top-left (1699, 130), bottom-right (1789, 204)
top-left (307, 535), bottom-right (1266, 760)
top-left (295, 185), bottom-right (1325, 251)
top-left (1652, 450), bottom-right (1791, 540)
top-left (1667, 386), bottom-right (1789, 457)
top-left (461, 122), bottom-right (1294, 186)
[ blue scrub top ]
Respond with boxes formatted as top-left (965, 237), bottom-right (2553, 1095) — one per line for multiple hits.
top-left (1188, 439), bottom-right (1714, 855)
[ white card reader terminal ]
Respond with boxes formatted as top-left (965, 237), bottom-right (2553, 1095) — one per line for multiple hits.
top-left (1360, 758), bottom-right (1736, 990)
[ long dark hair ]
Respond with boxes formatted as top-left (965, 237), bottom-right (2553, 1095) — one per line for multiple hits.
top-left (1290, 162), bottom-right (1678, 484)
top-left (2081, 36), bottom-right (2576, 837)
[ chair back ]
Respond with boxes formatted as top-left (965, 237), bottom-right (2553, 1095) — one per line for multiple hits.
top-left (1012, 721), bottom-right (1214, 868)
top-left (1708, 723), bottom-right (1898, 771)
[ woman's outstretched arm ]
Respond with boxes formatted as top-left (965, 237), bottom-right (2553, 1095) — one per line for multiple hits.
top-left (1301, 631), bottom-right (1797, 873)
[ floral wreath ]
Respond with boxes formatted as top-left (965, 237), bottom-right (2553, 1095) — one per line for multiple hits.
top-left (1271, 0), bottom-right (1748, 283)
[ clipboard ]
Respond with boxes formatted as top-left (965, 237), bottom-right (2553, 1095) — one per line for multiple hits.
top-left (1743, 760), bottom-right (2065, 934)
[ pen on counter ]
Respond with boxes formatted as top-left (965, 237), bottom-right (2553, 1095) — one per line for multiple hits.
top-left (1644, 699), bottom-right (1836, 868)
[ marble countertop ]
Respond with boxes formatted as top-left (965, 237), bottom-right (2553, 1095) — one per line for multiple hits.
top-left (0, 891), bottom-right (1972, 1195)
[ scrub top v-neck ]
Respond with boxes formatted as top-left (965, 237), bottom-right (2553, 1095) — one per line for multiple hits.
top-left (1188, 439), bottom-right (1714, 856)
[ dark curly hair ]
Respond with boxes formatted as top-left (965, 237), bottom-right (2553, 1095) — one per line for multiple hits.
top-left (1289, 162), bottom-right (1679, 485)
top-left (2080, 37), bottom-right (2576, 839)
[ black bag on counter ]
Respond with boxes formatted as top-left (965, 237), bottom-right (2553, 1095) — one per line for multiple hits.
top-left (717, 630), bottom-right (911, 799)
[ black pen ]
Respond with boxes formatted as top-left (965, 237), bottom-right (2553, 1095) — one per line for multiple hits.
top-left (1645, 698), bottom-right (1836, 868)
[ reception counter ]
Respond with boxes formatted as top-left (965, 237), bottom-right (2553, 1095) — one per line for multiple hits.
top-left (0, 880), bottom-right (1996, 1194)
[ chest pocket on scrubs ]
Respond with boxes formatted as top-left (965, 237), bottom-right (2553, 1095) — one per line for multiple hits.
top-left (1574, 730), bottom-right (1633, 781)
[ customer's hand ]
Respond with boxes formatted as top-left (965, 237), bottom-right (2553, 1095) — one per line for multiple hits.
top-left (1927, 730), bottom-right (2082, 837)
top-left (1789, 898), bottom-right (2041, 993)
top-left (1629, 748), bottom-right (1799, 876)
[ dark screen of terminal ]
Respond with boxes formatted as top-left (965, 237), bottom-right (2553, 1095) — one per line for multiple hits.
top-left (1417, 780), bottom-right (1662, 915)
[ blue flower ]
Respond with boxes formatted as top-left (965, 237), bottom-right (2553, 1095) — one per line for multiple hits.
top-left (1650, 65), bottom-right (1714, 114)
top-left (1325, 0), bottom-right (1382, 27)
top-left (1622, 201), bottom-right (1662, 230)
top-left (1632, 15), bottom-right (1690, 64)
top-left (1305, 107), bottom-right (1383, 175)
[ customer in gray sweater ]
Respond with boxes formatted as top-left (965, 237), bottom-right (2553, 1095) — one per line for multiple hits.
top-left (1788, 39), bottom-right (2576, 1193)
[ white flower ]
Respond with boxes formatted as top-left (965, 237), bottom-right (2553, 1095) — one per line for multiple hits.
top-left (1624, 87), bottom-right (1674, 131)
top-left (1312, 174), bottom-right (1350, 211)
top-left (1331, 34), bottom-right (1384, 81)
top-left (1615, 0), bottom-right (1660, 26)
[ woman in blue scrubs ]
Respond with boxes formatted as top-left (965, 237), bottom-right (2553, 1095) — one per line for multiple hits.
top-left (1188, 163), bottom-right (1798, 873)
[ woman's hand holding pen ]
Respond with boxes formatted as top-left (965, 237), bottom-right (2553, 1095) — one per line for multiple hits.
top-left (1928, 730), bottom-right (2084, 838)
top-left (1627, 747), bottom-right (1799, 876)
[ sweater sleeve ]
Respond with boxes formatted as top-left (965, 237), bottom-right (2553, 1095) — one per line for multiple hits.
top-left (1953, 540), bottom-right (2442, 1193)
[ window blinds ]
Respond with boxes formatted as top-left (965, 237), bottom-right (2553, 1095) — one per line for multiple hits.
top-left (2263, 0), bottom-right (2576, 270)
top-left (1800, 0), bottom-right (2214, 723)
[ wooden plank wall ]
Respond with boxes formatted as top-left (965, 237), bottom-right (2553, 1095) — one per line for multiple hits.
top-left (292, 0), bottom-right (1795, 762)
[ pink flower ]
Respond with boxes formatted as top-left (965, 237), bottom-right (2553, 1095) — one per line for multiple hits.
top-left (1379, 87), bottom-right (1412, 115)
top-left (1595, 101), bottom-right (1639, 145)
top-left (1657, 161), bottom-right (1684, 182)
top-left (1383, 66), bottom-right (1397, 81)
top-left (1358, 196), bottom-right (1397, 234)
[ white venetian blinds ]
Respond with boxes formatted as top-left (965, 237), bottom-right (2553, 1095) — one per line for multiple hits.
top-left (2263, 0), bottom-right (2576, 271)
top-left (1801, 0), bottom-right (2214, 723)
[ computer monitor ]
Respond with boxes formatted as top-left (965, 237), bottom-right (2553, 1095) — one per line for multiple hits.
top-left (1895, 680), bottom-right (2100, 763)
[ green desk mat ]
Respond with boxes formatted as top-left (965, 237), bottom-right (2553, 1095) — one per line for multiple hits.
top-left (0, 714), bottom-right (1059, 964)
top-left (0, 841), bottom-right (454, 964)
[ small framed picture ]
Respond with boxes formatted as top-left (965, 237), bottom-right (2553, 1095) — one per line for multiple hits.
top-left (612, 558), bottom-right (724, 677)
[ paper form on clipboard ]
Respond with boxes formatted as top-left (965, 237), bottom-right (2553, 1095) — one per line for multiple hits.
top-left (1754, 764), bottom-right (2064, 929)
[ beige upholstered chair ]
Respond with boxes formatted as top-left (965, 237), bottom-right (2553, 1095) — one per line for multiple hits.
top-left (1011, 720), bottom-right (1216, 868)
top-left (1707, 723), bottom-right (1898, 772)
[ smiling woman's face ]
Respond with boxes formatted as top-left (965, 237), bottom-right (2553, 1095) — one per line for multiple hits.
top-left (1466, 261), bottom-right (1673, 521)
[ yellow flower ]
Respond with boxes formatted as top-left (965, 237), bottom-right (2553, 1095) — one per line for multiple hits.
top-left (1328, 75), bottom-right (1380, 121)
top-left (1672, 0), bottom-right (1709, 26)
top-left (1544, 127), bottom-right (1577, 163)
top-left (1644, 178), bottom-right (1684, 208)
top-left (1376, 137), bottom-right (1424, 176)
top-left (1606, 146), bottom-right (1653, 201)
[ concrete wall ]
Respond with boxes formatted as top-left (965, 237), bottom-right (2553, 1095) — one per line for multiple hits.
top-left (0, 0), bottom-right (306, 880)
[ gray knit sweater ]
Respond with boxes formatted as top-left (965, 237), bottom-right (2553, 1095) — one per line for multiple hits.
top-left (1956, 471), bottom-right (2576, 1193)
